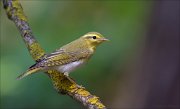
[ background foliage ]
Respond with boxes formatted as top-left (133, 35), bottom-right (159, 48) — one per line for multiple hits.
top-left (1, 1), bottom-right (179, 109)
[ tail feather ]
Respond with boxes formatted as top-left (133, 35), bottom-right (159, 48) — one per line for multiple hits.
top-left (16, 67), bottom-right (41, 80)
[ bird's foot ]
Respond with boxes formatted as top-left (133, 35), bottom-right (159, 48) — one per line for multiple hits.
top-left (63, 73), bottom-right (85, 89)
top-left (76, 84), bottom-right (85, 89)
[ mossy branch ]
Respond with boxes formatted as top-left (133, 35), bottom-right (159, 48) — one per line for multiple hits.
top-left (3, 0), bottom-right (106, 108)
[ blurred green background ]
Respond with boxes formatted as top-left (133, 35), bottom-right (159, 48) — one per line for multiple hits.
top-left (1, 1), bottom-right (179, 109)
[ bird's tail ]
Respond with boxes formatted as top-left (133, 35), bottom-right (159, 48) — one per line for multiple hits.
top-left (16, 65), bottom-right (41, 80)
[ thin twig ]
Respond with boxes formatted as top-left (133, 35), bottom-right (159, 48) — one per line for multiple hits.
top-left (3, 0), bottom-right (106, 108)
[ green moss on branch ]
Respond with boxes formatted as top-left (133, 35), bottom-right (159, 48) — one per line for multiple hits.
top-left (3, 0), bottom-right (106, 108)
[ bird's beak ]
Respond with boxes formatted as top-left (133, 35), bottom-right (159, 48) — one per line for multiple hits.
top-left (99, 38), bottom-right (109, 41)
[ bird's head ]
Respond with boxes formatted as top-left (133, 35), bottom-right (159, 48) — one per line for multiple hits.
top-left (81, 32), bottom-right (109, 50)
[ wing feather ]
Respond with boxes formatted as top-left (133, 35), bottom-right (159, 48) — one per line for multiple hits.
top-left (38, 49), bottom-right (92, 67)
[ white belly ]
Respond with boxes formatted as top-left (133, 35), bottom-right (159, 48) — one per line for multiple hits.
top-left (55, 60), bottom-right (85, 74)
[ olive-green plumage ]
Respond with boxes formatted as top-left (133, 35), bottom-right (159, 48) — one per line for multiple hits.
top-left (17, 32), bottom-right (108, 80)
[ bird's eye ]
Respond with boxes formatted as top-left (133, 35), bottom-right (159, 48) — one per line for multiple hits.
top-left (92, 36), bottom-right (96, 39)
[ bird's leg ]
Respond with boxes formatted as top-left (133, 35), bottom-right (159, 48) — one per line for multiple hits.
top-left (64, 72), bottom-right (75, 83)
top-left (64, 72), bottom-right (85, 89)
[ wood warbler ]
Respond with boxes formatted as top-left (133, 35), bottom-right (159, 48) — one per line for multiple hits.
top-left (17, 32), bottom-right (108, 80)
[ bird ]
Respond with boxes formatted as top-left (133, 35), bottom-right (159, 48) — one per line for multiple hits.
top-left (17, 32), bottom-right (109, 81)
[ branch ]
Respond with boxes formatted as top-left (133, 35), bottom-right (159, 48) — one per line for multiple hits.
top-left (3, 0), bottom-right (106, 108)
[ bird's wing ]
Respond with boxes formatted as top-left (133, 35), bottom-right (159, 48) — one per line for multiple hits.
top-left (38, 49), bottom-right (91, 67)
